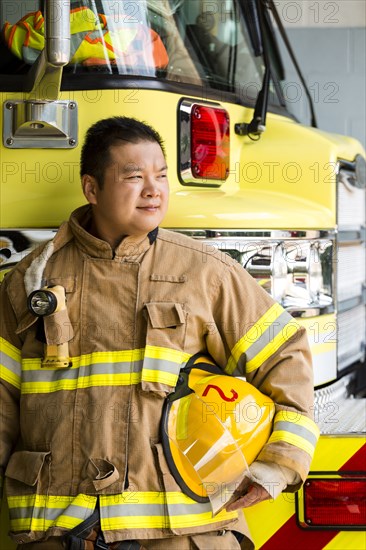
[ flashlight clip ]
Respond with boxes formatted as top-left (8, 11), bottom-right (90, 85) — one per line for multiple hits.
top-left (28, 285), bottom-right (72, 369)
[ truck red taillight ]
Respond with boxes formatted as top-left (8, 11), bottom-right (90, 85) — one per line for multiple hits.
top-left (179, 100), bottom-right (230, 185)
top-left (191, 105), bottom-right (230, 180)
top-left (304, 479), bottom-right (366, 527)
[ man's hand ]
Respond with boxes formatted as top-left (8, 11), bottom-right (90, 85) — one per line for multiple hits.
top-left (225, 481), bottom-right (271, 511)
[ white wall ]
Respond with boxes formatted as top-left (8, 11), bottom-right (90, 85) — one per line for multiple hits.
top-left (274, 0), bottom-right (365, 28)
top-left (275, 0), bottom-right (366, 148)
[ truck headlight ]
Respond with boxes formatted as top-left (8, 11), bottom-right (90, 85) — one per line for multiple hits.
top-left (230, 238), bottom-right (333, 310)
top-left (240, 242), bottom-right (288, 303)
top-left (169, 231), bottom-right (334, 314)
top-left (285, 242), bottom-right (326, 304)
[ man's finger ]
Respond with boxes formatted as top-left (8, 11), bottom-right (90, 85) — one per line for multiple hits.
top-left (226, 483), bottom-right (271, 511)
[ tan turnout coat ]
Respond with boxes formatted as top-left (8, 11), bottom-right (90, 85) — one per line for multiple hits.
top-left (0, 205), bottom-right (319, 546)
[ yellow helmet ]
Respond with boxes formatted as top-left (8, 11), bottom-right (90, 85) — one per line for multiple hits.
top-left (161, 355), bottom-right (275, 511)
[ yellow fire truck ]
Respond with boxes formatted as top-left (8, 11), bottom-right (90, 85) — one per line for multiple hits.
top-left (0, 1), bottom-right (365, 548)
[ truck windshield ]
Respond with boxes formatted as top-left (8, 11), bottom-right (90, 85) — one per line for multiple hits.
top-left (0, 0), bottom-right (263, 99)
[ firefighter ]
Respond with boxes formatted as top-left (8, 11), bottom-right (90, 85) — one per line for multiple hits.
top-left (0, 117), bottom-right (319, 549)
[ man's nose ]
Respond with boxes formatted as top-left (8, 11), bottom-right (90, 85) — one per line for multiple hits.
top-left (143, 178), bottom-right (160, 196)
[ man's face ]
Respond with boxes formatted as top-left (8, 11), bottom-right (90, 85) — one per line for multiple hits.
top-left (83, 140), bottom-right (169, 244)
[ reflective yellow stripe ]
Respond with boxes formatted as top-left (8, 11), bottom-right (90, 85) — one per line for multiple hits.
top-left (141, 369), bottom-right (179, 386)
top-left (9, 517), bottom-right (84, 531)
top-left (21, 373), bottom-right (143, 393)
top-left (275, 410), bottom-right (319, 434)
top-left (102, 515), bottom-right (169, 530)
top-left (7, 494), bottom-right (96, 508)
top-left (21, 347), bottom-right (189, 394)
top-left (226, 303), bottom-right (299, 375)
top-left (8, 492), bottom-right (236, 533)
top-left (21, 349), bottom-right (144, 370)
top-left (100, 492), bottom-right (237, 531)
top-left (21, 370), bottom-right (142, 394)
top-left (0, 336), bottom-right (21, 389)
top-left (9, 518), bottom-right (52, 532)
top-left (142, 347), bottom-right (190, 386)
top-left (228, 303), bottom-right (284, 367)
top-left (145, 345), bottom-right (190, 364)
top-left (268, 430), bottom-right (316, 456)
top-left (0, 363), bottom-right (21, 389)
top-left (245, 320), bottom-right (299, 373)
top-left (102, 510), bottom-right (237, 530)
top-left (169, 510), bottom-right (237, 529)
top-left (75, 372), bottom-right (142, 389)
top-left (0, 337), bottom-right (21, 362)
top-left (7, 493), bottom-right (97, 532)
top-left (268, 411), bottom-right (320, 456)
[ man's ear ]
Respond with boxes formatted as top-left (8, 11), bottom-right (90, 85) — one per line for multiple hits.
top-left (82, 174), bottom-right (98, 205)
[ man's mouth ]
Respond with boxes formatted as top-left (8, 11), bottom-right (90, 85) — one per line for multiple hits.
top-left (138, 204), bottom-right (160, 210)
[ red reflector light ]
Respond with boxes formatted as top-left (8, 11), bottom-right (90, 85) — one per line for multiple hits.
top-left (304, 479), bottom-right (366, 527)
top-left (191, 105), bottom-right (230, 180)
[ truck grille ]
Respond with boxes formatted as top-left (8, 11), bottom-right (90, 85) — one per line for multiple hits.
top-left (337, 305), bottom-right (366, 371)
top-left (337, 168), bottom-right (366, 229)
top-left (337, 242), bottom-right (366, 302)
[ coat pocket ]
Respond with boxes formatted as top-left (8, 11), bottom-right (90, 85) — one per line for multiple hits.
top-left (141, 302), bottom-right (187, 394)
top-left (4, 450), bottom-right (51, 540)
top-left (79, 457), bottom-right (121, 494)
top-left (5, 450), bottom-right (51, 494)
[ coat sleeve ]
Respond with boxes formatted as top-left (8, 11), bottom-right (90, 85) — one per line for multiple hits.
top-left (0, 274), bottom-right (22, 503)
top-left (209, 260), bottom-right (320, 490)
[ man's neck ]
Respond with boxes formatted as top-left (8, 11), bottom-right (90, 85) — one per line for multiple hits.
top-left (88, 217), bottom-right (126, 251)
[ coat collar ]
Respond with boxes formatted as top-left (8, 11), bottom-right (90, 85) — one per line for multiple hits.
top-left (68, 204), bottom-right (158, 260)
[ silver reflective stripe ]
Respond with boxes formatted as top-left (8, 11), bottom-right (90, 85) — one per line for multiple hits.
top-left (22, 360), bottom-right (142, 383)
top-left (22, 369), bottom-right (77, 383)
top-left (274, 420), bottom-right (319, 447)
top-left (9, 504), bottom-right (87, 521)
top-left (142, 357), bottom-right (181, 375)
top-left (166, 501), bottom-right (212, 515)
top-left (10, 506), bottom-right (64, 521)
top-left (59, 503), bottom-right (93, 520)
top-left (235, 310), bottom-right (294, 373)
top-left (0, 350), bottom-right (21, 377)
top-left (102, 503), bottom-right (165, 518)
top-left (78, 361), bottom-right (142, 377)
top-left (22, 356), bottom-right (181, 383)
top-left (101, 501), bottom-right (211, 518)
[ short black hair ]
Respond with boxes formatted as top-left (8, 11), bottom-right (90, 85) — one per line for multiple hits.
top-left (80, 117), bottom-right (165, 188)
